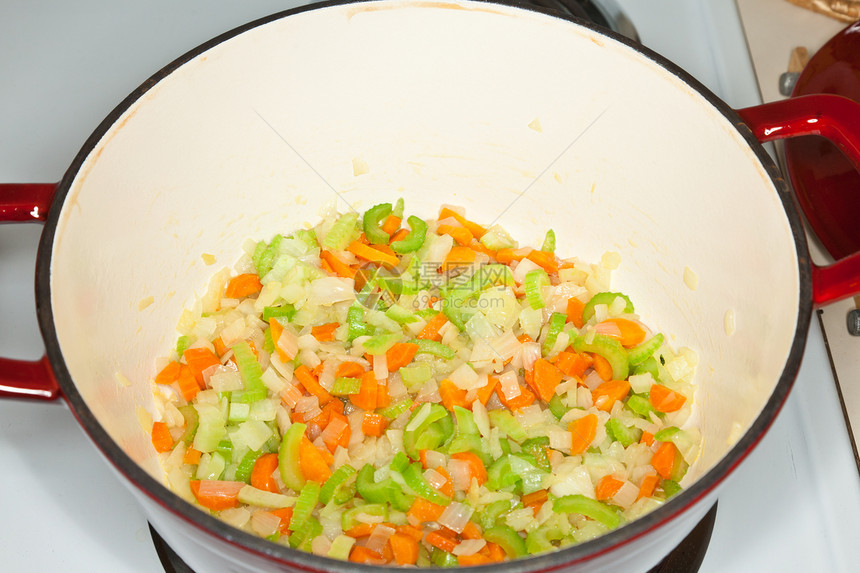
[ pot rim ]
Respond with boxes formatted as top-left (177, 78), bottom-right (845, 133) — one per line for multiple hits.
top-left (34, 0), bottom-right (813, 569)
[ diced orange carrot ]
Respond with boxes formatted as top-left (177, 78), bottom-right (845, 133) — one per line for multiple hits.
top-left (496, 383), bottom-right (536, 411)
top-left (476, 375), bottom-right (499, 406)
top-left (590, 353), bottom-right (614, 381)
top-left (425, 530), bottom-right (458, 553)
top-left (319, 250), bottom-right (357, 279)
top-left (640, 431), bottom-right (655, 447)
top-left (155, 361), bottom-right (181, 386)
top-left (294, 364), bottom-right (333, 405)
top-left (345, 522), bottom-right (377, 538)
top-left (649, 383), bottom-right (688, 413)
top-left (389, 228), bottom-right (410, 244)
top-left (517, 334), bottom-right (534, 344)
top-left (351, 370), bottom-right (378, 411)
top-left (390, 532), bottom-right (419, 565)
top-left (438, 207), bottom-right (486, 238)
top-left (416, 312), bottom-right (448, 341)
top-left (596, 317), bottom-right (647, 347)
top-left (268, 319), bottom-right (293, 362)
top-left (436, 224), bottom-right (474, 246)
top-left (438, 378), bottom-right (470, 411)
top-left (566, 297), bottom-right (586, 328)
top-left (250, 453), bottom-right (280, 494)
top-left (269, 507), bottom-right (293, 533)
top-left (183, 347), bottom-right (221, 389)
top-left (381, 214), bottom-right (402, 236)
top-left (651, 441), bottom-right (679, 479)
top-left (299, 436), bottom-right (332, 482)
top-left (348, 240), bottom-right (400, 267)
top-left (570, 413), bottom-right (598, 455)
top-left (469, 239), bottom-right (498, 260)
top-left (224, 273), bottom-right (263, 299)
top-left (311, 322), bottom-right (340, 342)
top-left (531, 358), bottom-right (564, 402)
top-left (189, 480), bottom-right (243, 511)
top-left (458, 554), bottom-right (493, 566)
top-left (554, 351), bottom-right (592, 379)
top-left (376, 382), bottom-right (390, 409)
top-left (522, 488), bottom-right (549, 515)
top-left (396, 524), bottom-right (424, 542)
top-left (637, 473), bottom-right (661, 500)
top-left (183, 447), bottom-right (202, 465)
top-left (526, 249), bottom-right (559, 274)
top-left (407, 498), bottom-right (446, 523)
top-left (451, 451), bottom-right (487, 487)
top-left (151, 421), bottom-right (174, 453)
top-left (362, 412), bottom-right (389, 437)
top-left (495, 247), bottom-right (530, 264)
top-left (385, 342), bottom-right (419, 372)
top-left (349, 546), bottom-right (385, 564)
top-left (335, 361), bottom-right (366, 378)
top-left (595, 475), bottom-right (625, 501)
top-left (461, 521), bottom-right (483, 540)
top-left (322, 411), bottom-right (351, 453)
top-left (176, 364), bottom-right (201, 402)
top-left (443, 246), bottom-right (477, 267)
top-left (484, 542), bottom-right (507, 562)
top-left (591, 379), bottom-right (631, 412)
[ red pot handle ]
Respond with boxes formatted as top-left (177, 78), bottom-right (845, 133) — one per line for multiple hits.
top-left (737, 94), bottom-right (860, 307)
top-left (0, 183), bottom-right (61, 400)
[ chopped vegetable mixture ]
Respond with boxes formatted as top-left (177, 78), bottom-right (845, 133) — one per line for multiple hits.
top-left (151, 201), bottom-right (700, 565)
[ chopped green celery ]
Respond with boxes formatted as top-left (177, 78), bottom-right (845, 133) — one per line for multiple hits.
top-left (175, 335), bottom-right (192, 357)
top-left (633, 356), bottom-right (662, 381)
top-left (526, 523), bottom-right (566, 555)
top-left (262, 328), bottom-right (275, 355)
top-left (232, 341), bottom-right (267, 403)
top-left (411, 338), bottom-right (456, 360)
top-left (192, 403), bottom-right (226, 453)
top-left (484, 525), bottom-right (528, 558)
top-left (553, 495), bottom-right (624, 529)
top-left (486, 455), bottom-right (520, 491)
top-left (178, 405), bottom-right (199, 445)
top-left (291, 228), bottom-right (319, 250)
top-left (216, 439), bottom-right (233, 458)
top-left (392, 197), bottom-right (405, 218)
top-left (403, 404), bottom-right (452, 459)
top-left (480, 225), bottom-right (517, 250)
top-left (255, 234), bottom-right (284, 277)
top-left (521, 437), bottom-right (552, 472)
top-left (628, 333), bottom-right (665, 366)
top-left (234, 449), bottom-right (263, 483)
top-left (541, 312), bottom-right (567, 356)
top-left (402, 462), bottom-right (451, 505)
top-left (341, 503), bottom-right (388, 531)
top-left (524, 268), bottom-right (550, 310)
top-left (318, 464), bottom-right (357, 505)
top-left (400, 362), bottom-right (433, 389)
top-left (582, 291), bottom-right (634, 323)
top-left (252, 240), bottom-right (267, 275)
top-left (662, 479), bottom-right (683, 498)
top-left (391, 215), bottom-right (428, 254)
top-left (441, 300), bottom-right (468, 332)
top-left (330, 377), bottom-right (361, 396)
top-left (197, 451), bottom-right (227, 480)
top-left (654, 426), bottom-right (684, 443)
top-left (363, 332), bottom-right (403, 355)
top-left (363, 203), bottom-right (393, 245)
top-left (289, 516), bottom-right (322, 551)
top-left (573, 333), bottom-right (630, 380)
top-left (278, 423), bottom-right (306, 491)
top-left (323, 211), bottom-right (359, 251)
top-left (327, 535), bottom-right (356, 560)
top-left (415, 308), bottom-right (439, 320)
top-left (237, 485), bottom-right (293, 508)
top-left (263, 304), bottom-right (296, 322)
top-left (289, 480), bottom-right (321, 532)
top-left (509, 454), bottom-right (546, 494)
top-left (228, 402), bottom-right (250, 423)
top-left (478, 499), bottom-right (514, 529)
top-left (499, 437), bottom-right (512, 456)
top-left (447, 435), bottom-right (488, 463)
top-left (430, 547), bottom-right (458, 568)
top-left (416, 546), bottom-right (432, 568)
top-left (453, 406), bottom-right (479, 436)
top-left (334, 482), bottom-right (357, 506)
top-left (385, 303), bottom-right (418, 325)
top-left (346, 304), bottom-right (368, 341)
top-left (356, 463), bottom-right (395, 504)
top-left (626, 394), bottom-right (656, 418)
top-left (606, 418), bottom-right (642, 447)
top-left (547, 394), bottom-right (568, 420)
top-left (380, 398), bottom-right (413, 419)
top-left (488, 410), bottom-right (527, 443)
top-left (541, 229), bottom-right (556, 253)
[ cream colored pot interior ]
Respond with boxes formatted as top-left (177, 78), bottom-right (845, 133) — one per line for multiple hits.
top-left (50, 1), bottom-right (799, 490)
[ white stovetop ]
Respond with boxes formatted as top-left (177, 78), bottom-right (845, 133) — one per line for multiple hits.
top-left (1, 1), bottom-right (858, 572)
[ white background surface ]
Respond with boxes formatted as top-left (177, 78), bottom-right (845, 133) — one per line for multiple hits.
top-left (1, 1), bottom-right (858, 572)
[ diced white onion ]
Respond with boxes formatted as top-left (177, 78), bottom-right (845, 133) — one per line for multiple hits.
top-left (628, 373), bottom-right (654, 395)
top-left (298, 349), bottom-right (321, 370)
top-left (296, 395), bottom-right (320, 414)
top-left (297, 334), bottom-right (320, 352)
top-left (318, 358), bottom-right (339, 391)
top-left (449, 363), bottom-right (479, 390)
top-left (452, 539), bottom-right (486, 556)
top-left (594, 321), bottom-right (622, 339)
top-left (307, 277), bottom-right (356, 306)
top-left (373, 352), bottom-right (389, 381)
top-left (424, 449), bottom-right (447, 470)
top-left (424, 468), bottom-right (447, 491)
top-left (448, 459), bottom-right (472, 492)
top-left (210, 368), bottom-right (244, 393)
top-left (520, 341), bottom-right (542, 372)
top-left (280, 383), bottom-right (303, 408)
top-left (220, 507), bottom-right (251, 529)
top-left (549, 429), bottom-right (572, 451)
top-left (251, 511), bottom-right (282, 537)
top-left (276, 327), bottom-right (299, 360)
top-left (583, 370), bottom-right (604, 391)
top-left (366, 523), bottom-right (395, 555)
top-left (471, 400), bottom-right (491, 437)
top-left (499, 371), bottom-right (521, 400)
top-left (438, 501), bottom-right (474, 534)
top-left (612, 480), bottom-right (639, 510)
top-left (311, 535), bottom-right (333, 557)
top-left (512, 257), bottom-right (541, 284)
top-left (321, 416), bottom-right (349, 448)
